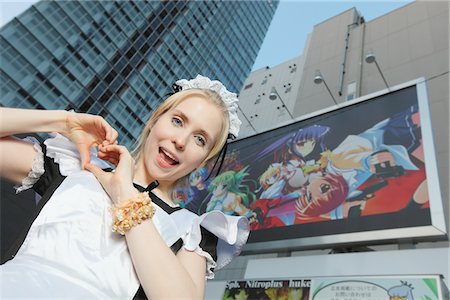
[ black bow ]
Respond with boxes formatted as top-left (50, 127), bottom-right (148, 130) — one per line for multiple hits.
top-left (172, 83), bottom-right (182, 93)
top-left (144, 180), bottom-right (159, 192)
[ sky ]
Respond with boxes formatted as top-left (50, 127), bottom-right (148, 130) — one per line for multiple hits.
top-left (0, 0), bottom-right (413, 71)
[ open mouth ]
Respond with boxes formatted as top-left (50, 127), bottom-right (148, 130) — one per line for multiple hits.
top-left (159, 147), bottom-right (179, 165)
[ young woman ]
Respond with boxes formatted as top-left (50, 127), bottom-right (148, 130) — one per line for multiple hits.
top-left (0, 75), bottom-right (249, 299)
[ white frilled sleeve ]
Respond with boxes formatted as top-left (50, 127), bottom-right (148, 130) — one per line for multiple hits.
top-left (15, 133), bottom-right (110, 189)
top-left (15, 137), bottom-right (45, 193)
top-left (169, 209), bottom-right (249, 279)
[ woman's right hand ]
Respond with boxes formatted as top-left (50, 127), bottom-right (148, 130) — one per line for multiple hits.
top-left (64, 112), bottom-right (119, 168)
top-left (85, 144), bottom-right (137, 205)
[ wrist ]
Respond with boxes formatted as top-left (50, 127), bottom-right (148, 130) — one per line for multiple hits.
top-left (115, 186), bottom-right (140, 205)
top-left (60, 110), bottom-right (73, 136)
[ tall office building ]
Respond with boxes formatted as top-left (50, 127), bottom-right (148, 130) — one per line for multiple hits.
top-left (0, 0), bottom-right (278, 146)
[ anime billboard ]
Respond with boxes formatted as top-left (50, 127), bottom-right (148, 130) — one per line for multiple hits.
top-left (177, 79), bottom-right (446, 251)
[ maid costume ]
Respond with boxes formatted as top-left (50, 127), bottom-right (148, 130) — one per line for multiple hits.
top-left (1, 134), bottom-right (249, 299)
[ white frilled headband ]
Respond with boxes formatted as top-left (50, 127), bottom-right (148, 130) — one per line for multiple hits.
top-left (174, 75), bottom-right (242, 139)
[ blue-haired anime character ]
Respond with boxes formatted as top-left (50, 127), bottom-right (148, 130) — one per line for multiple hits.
top-left (287, 124), bottom-right (330, 161)
top-left (183, 166), bottom-right (211, 211)
top-left (257, 124), bottom-right (330, 162)
top-left (257, 125), bottom-right (330, 190)
top-left (203, 166), bottom-right (256, 218)
top-left (172, 166), bottom-right (211, 212)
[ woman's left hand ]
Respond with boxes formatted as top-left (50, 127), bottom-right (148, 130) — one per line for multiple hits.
top-left (85, 144), bottom-right (138, 205)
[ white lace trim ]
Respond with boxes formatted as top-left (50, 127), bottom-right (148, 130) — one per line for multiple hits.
top-left (175, 75), bottom-right (242, 139)
top-left (15, 137), bottom-right (45, 194)
top-left (183, 245), bottom-right (218, 280)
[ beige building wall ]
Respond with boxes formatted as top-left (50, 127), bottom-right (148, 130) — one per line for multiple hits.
top-left (293, 8), bottom-right (361, 113)
top-left (238, 54), bottom-right (307, 137)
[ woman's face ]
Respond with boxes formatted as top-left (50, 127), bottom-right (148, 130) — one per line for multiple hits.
top-left (139, 95), bottom-right (223, 186)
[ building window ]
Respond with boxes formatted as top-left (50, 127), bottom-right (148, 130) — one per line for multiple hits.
top-left (346, 81), bottom-right (356, 101)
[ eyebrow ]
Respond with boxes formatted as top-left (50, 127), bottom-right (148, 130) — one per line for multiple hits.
top-left (173, 109), bottom-right (212, 142)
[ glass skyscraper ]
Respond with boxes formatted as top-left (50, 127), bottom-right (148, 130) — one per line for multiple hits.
top-left (0, 0), bottom-right (278, 146)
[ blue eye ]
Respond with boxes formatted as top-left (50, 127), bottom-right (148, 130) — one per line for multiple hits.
top-left (172, 117), bottom-right (183, 126)
top-left (195, 135), bottom-right (206, 147)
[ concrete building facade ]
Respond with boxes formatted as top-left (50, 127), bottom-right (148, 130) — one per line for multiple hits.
top-left (237, 54), bottom-right (307, 136)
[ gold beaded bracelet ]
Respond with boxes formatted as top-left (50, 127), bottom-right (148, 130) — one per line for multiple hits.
top-left (110, 191), bottom-right (156, 235)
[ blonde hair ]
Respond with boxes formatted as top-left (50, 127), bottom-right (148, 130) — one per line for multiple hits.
top-left (132, 89), bottom-right (230, 175)
top-left (259, 165), bottom-right (281, 187)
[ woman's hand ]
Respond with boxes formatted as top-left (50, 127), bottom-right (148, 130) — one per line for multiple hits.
top-left (64, 112), bottom-right (119, 168)
top-left (85, 144), bottom-right (138, 205)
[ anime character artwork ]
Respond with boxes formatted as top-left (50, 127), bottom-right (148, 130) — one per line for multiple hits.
top-left (177, 86), bottom-right (432, 237)
top-left (312, 278), bottom-right (440, 300)
top-left (294, 104), bottom-right (426, 224)
top-left (175, 149), bottom-right (246, 215)
top-left (387, 281), bottom-right (415, 300)
top-left (247, 125), bottom-right (330, 229)
top-left (249, 104), bottom-right (427, 228)
top-left (202, 166), bottom-right (256, 218)
top-left (174, 166), bottom-right (211, 212)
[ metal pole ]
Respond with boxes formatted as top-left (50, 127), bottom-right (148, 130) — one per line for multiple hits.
top-left (374, 60), bottom-right (390, 91)
top-left (321, 80), bottom-right (338, 105)
top-left (238, 107), bottom-right (258, 133)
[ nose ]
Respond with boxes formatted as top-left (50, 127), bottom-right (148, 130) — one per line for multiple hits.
top-left (172, 132), bottom-right (188, 150)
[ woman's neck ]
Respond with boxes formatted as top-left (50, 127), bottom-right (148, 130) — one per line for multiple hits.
top-left (152, 186), bottom-right (177, 206)
top-left (133, 162), bottom-right (176, 206)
